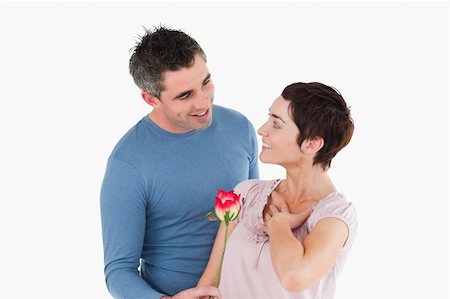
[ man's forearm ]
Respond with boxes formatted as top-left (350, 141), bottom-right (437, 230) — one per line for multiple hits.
top-left (106, 268), bottom-right (165, 299)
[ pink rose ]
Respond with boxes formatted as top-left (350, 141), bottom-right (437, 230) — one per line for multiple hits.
top-left (214, 190), bottom-right (241, 222)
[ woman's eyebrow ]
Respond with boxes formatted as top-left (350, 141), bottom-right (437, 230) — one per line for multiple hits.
top-left (269, 110), bottom-right (286, 123)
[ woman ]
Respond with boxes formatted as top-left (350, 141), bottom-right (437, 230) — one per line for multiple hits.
top-left (198, 82), bottom-right (357, 298)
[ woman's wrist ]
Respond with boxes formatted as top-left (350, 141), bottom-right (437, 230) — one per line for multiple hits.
top-left (268, 213), bottom-right (290, 235)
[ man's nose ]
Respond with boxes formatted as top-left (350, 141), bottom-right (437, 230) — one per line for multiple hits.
top-left (193, 91), bottom-right (210, 109)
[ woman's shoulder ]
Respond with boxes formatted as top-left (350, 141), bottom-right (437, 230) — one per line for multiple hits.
top-left (313, 192), bottom-right (356, 218)
top-left (308, 192), bottom-right (358, 237)
top-left (233, 179), bottom-right (279, 231)
top-left (233, 179), bottom-right (279, 198)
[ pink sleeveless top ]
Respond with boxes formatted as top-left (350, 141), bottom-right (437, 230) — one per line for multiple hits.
top-left (219, 179), bottom-right (357, 299)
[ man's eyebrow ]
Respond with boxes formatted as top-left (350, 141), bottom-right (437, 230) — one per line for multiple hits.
top-left (269, 110), bottom-right (286, 123)
top-left (173, 73), bottom-right (211, 100)
top-left (174, 89), bottom-right (192, 100)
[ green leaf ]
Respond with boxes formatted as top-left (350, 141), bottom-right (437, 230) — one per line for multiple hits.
top-left (206, 211), bottom-right (218, 221)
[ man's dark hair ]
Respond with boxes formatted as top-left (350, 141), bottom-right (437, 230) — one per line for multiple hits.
top-left (129, 25), bottom-right (207, 98)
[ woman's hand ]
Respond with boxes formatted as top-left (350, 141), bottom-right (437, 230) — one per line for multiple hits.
top-left (262, 192), bottom-right (315, 233)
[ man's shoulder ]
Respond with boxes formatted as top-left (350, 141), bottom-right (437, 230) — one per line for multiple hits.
top-left (213, 105), bottom-right (248, 122)
top-left (212, 105), bottom-right (254, 136)
top-left (109, 117), bottom-right (149, 159)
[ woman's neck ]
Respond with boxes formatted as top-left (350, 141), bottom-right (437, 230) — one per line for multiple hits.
top-left (275, 165), bottom-right (336, 213)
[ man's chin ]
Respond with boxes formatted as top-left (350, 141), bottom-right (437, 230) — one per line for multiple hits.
top-left (194, 118), bottom-right (212, 131)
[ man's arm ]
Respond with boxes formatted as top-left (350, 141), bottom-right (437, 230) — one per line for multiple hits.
top-left (101, 157), bottom-right (165, 298)
top-left (246, 120), bottom-right (260, 179)
top-left (161, 286), bottom-right (221, 299)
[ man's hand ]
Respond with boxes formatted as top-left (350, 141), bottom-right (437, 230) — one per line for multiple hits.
top-left (161, 286), bottom-right (221, 299)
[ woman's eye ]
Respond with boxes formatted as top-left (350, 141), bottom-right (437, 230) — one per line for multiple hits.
top-left (272, 121), bottom-right (281, 129)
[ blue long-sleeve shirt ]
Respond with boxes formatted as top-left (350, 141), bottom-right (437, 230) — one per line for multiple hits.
top-left (100, 105), bottom-right (259, 298)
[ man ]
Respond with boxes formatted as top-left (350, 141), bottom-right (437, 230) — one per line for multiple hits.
top-left (100, 26), bottom-right (259, 299)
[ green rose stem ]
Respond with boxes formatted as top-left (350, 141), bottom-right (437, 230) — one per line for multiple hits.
top-left (207, 190), bottom-right (241, 299)
top-left (210, 221), bottom-right (229, 299)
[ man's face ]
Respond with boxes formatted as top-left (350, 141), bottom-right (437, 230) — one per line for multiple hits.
top-left (149, 54), bottom-right (215, 133)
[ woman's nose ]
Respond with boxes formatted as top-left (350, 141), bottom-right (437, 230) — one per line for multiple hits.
top-left (257, 124), bottom-right (267, 136)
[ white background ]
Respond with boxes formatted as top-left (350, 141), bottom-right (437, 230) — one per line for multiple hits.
top-left (1, 1), bottom-right (448, 298)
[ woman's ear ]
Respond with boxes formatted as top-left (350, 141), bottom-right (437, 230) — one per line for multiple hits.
top-left (141, 91), bottom-right (159, 107)
top-left (302, 136), bottom-right (324, 154)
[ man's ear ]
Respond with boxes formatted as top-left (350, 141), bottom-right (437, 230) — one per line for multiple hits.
top-left (302, 136), bottom-right (324, 154)
top-left (141, 91), bottom-right (160, 107)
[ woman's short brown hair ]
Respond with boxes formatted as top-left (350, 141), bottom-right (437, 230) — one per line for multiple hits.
top-left (282, 82), bottom-right (354, 170)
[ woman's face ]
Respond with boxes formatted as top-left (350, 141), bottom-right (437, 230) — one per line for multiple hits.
top-left (257, 96), bottom-right (302, 166)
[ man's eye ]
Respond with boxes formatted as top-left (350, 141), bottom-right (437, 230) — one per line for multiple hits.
top-left (273, 121), bottom-right (281, 129)
top-left (179, 93), bottom-right (191, 100)
top-left (203, 78), bottom-right (211, 85)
